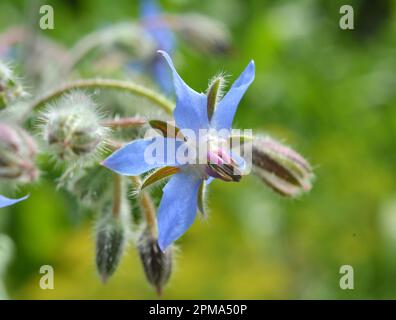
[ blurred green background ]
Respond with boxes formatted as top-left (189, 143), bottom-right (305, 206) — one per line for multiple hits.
top-left (1, 0), bottom-right (396, 299)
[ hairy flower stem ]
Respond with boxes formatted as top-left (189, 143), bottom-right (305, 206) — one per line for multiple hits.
top-left (130, 176), bottom-right (157, 239)
top-left (102, 117), bottom-right (146, 128)
top-left (26, 78), bottom-right (174, 119)
top-left (107, 143), bottom-right (157, 237)
top-left (112, 174), bottom-right (122, 218)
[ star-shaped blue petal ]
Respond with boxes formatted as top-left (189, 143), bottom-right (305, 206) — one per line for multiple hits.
top-left (157, 171), bottom-right (202, 251)
top-left (158, 51), bottom-right (209, 133)
top-left (210, 61), bottom-right (255, 131)
top-left (103, 51), bottom-right (255, 250)
top-left (102, 137), bottom-right (185, 176)
top-left (0, 194), bottom-right (28, 209)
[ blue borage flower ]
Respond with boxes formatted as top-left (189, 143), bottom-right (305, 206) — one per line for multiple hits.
top-left (103, 51), bottom-right (254, 251)
top-left (0, 194), bottom-right (28, 209)
top-left (139, 0), bottom-right (175, 94)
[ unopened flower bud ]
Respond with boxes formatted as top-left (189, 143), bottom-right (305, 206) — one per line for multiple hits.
top-left (251, 136), bottom-right (314, 197)
top-left (172, 14), bottom-right (231, 55)
top-left (0, 61), bottom-right (28, 109)
top-left (95, 204), bottom-right (129, 283)
top-left (0, 122), bottom-right (38, 183)
top-left (137, 228), bottom-right (173, 295)
top-left (40, 92), bottom-right (107, 161)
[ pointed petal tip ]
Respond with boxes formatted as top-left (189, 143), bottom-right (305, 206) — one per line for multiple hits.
top-left (157, 50), bottom-right (173, 67)
top-left (247, 60), bottom-right (255, 77)
top-left (100, 158), bottom-right (113, 171)
top-left (241, 60), bottom-right (255, 81)
top-left (157, 238), bottom-right (168, 253)
top-left (99, 138), bottom-right (179, 176)
top-left (0, 194), bottom-right (29, 208)
top-left (100, 157), bottom-right (123, 175)
top-left (157, 50), bottom-right (169, 59)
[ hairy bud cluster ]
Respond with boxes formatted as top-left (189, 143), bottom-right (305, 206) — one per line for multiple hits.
top-left (39, 92), bottom-right (107, 162)
top-left (0, 122), bottom-right (38, 183)
top-left (137, 228), bottom-right (173, 295)
top-left (0, 61), bottom-right (28, 109)
top-left (252, 136), bottom-right (314, 197)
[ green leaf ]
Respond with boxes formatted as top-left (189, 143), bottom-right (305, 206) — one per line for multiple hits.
top-left (148, 120), bottom-right (183, 139)
top-left (141, 166), bottom-right (180, 190)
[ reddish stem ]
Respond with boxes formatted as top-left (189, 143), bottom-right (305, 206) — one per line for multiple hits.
top-left (102, 117), bottom-right (146, 128)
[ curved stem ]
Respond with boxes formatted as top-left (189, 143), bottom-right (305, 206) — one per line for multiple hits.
top-left (63, 22), bottom-right (150, 74)
top-left (28, 78), bottom-right (174, 116)
top-left (105, 140), bottom-right (158, 238)
top-left (63, 30), bottom-right (107, 73)
top-left (112, 173), bottom-right (122, 218)
top-left (130, 176), bottom-right (157, 239)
